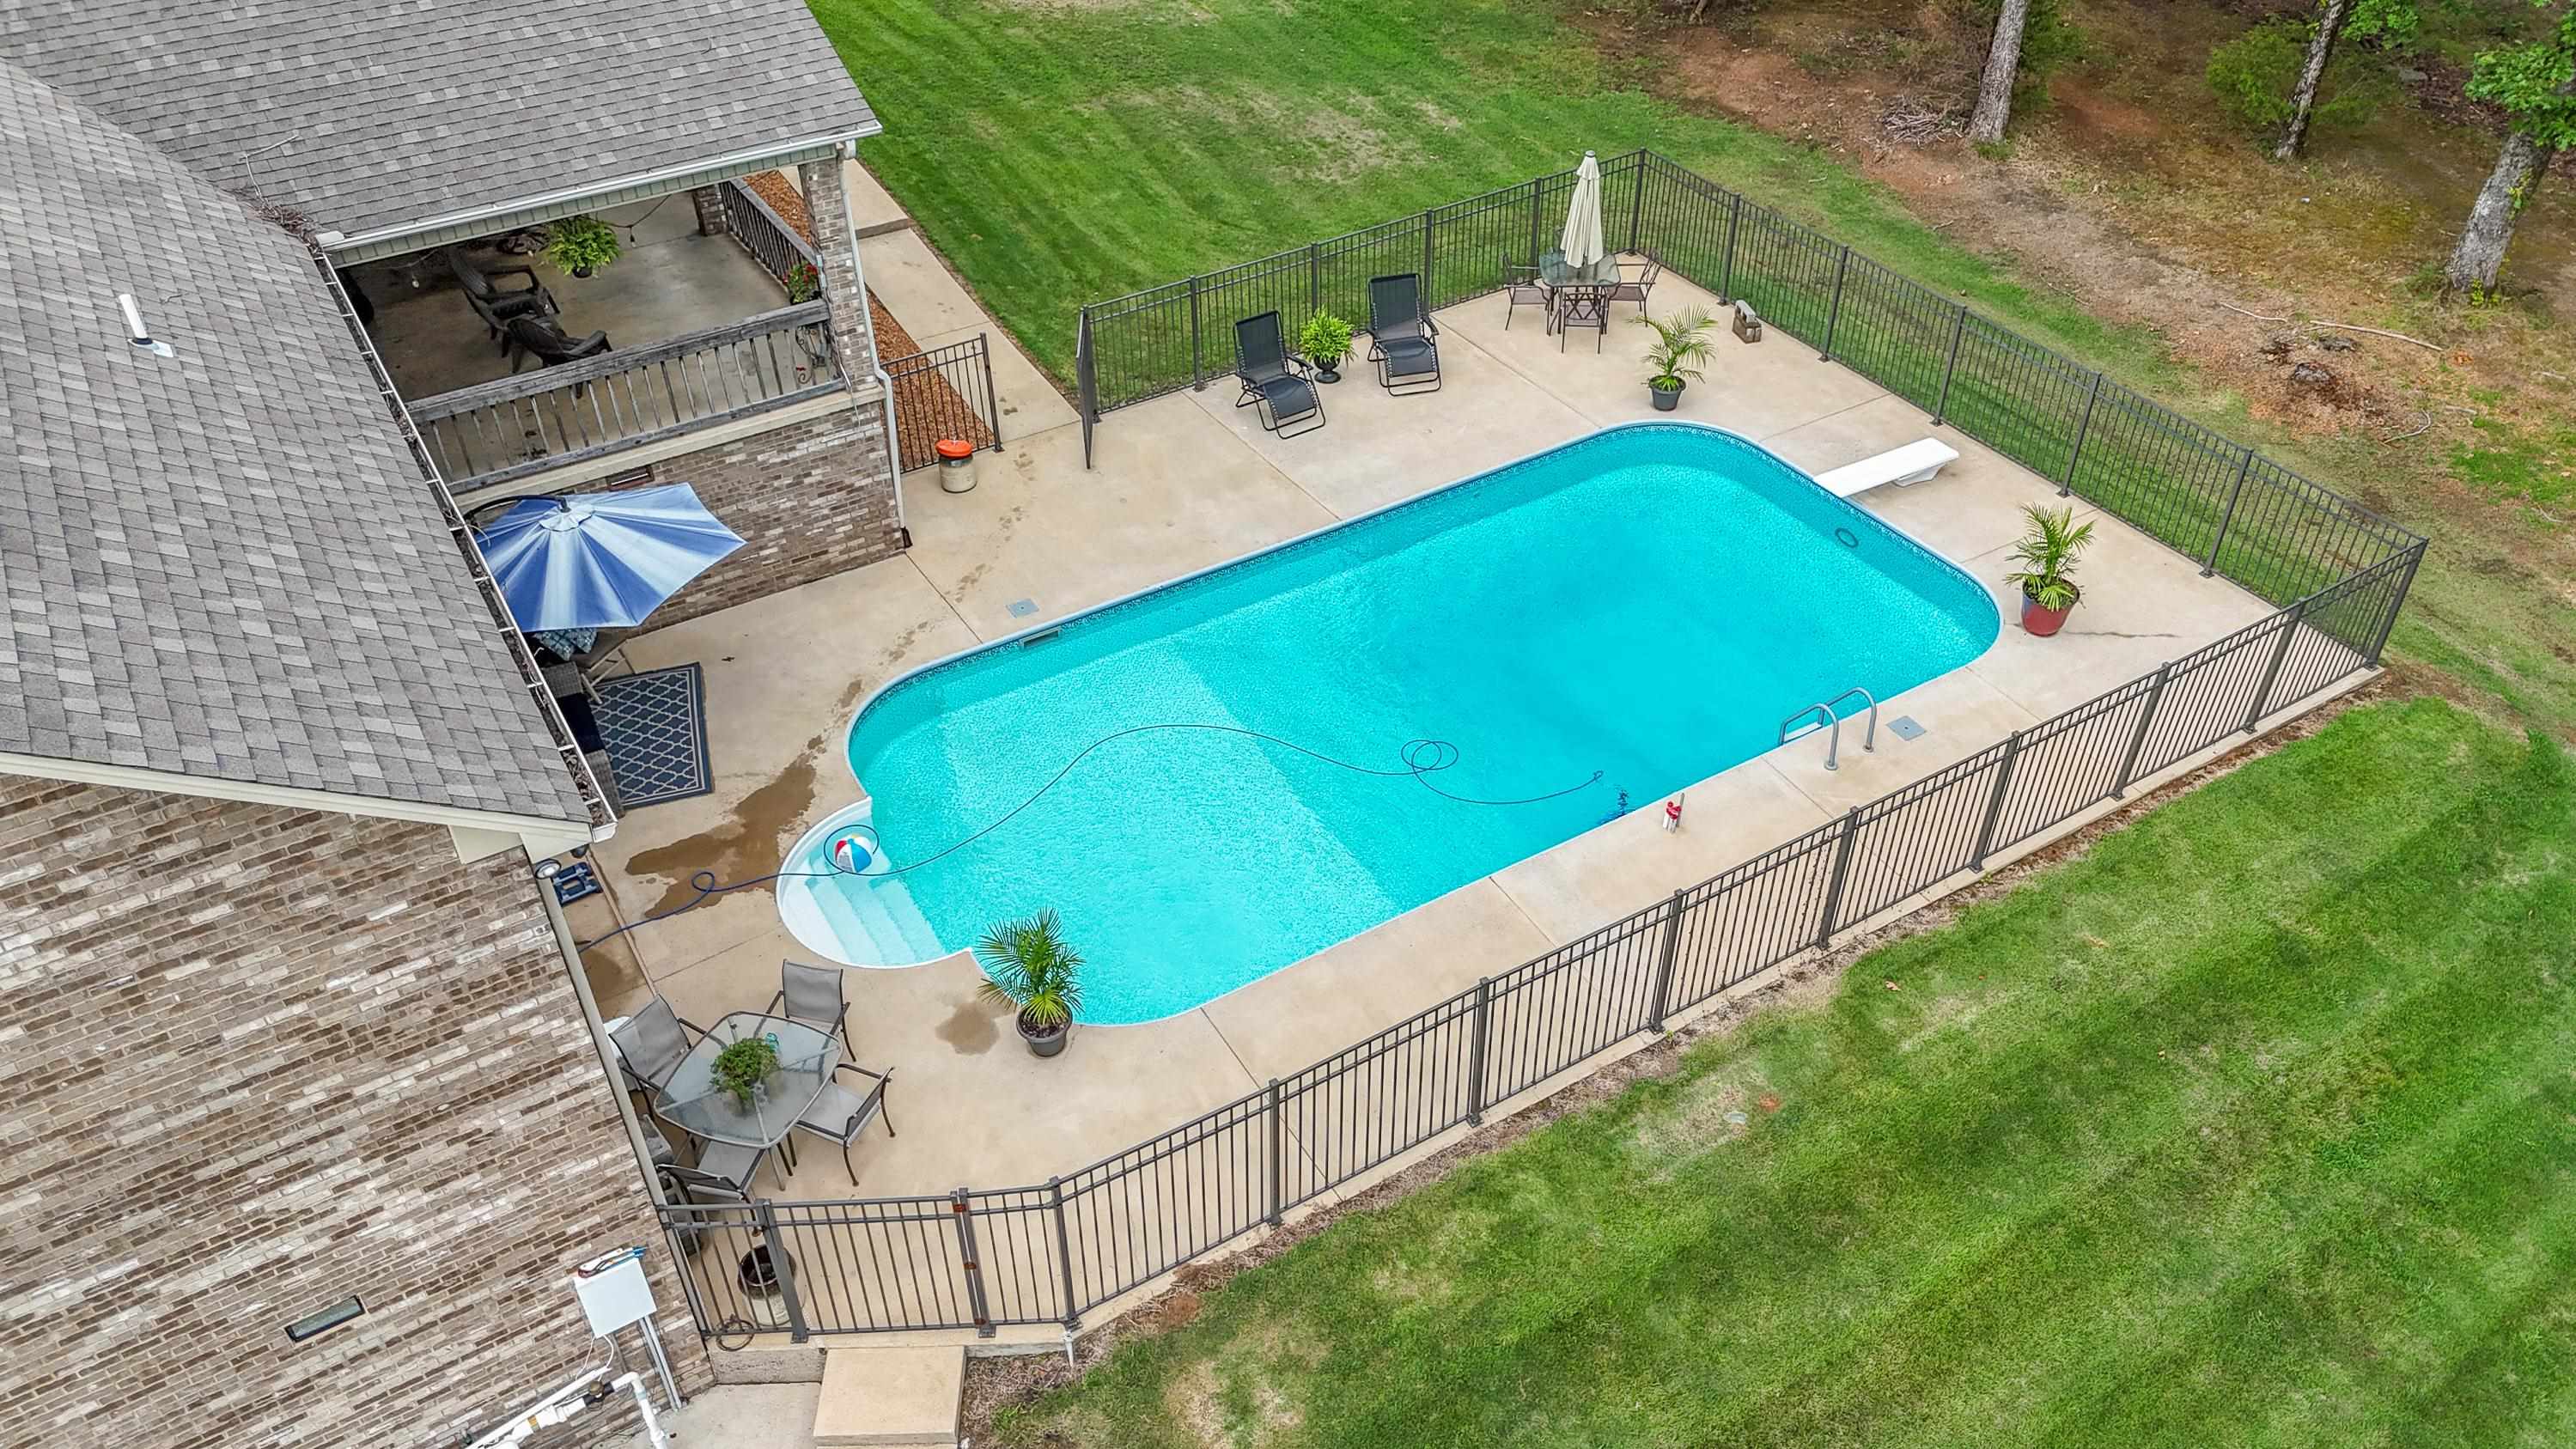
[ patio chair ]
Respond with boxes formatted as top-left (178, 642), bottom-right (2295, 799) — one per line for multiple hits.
top-left (505, 314), bottom-right (612, 373)
top-left (1555, 284), bottom-right (1610, 353)
top-left (661, 1157), bottom-right (770, 1206)
top-left (1233, 312), bottom-right (1325, 440)
top-left (1366, 273), bottom-right (1441, 396)
top-left (789, 1063), bottom-right (898, 1186)
top-left (770, 960), bottom-right (853, 1063)
top-left (1605, 253), bottom-right (1662, 318)
top-left (445, 248), bottom-right (556, 348)
top-left (609, 996), bottom-right (706, 1095)
top-left (1504, 263), bottom-right (1551, 332)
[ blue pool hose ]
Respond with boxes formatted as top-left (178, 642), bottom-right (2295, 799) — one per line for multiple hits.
top-left (574, 722), bottom-right (1602, 953)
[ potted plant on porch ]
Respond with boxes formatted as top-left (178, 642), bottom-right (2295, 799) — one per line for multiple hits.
top-left (1298, 312), bottom-right (1355, 384)
top-left (1635, 307), bottom-right (1716, 411)
top-left (545, 215), bottom-right (623, 278)
top-left (976, 910), bottom-right (1084, 1058)
top-left (2005, 503), bottom-right (2097, 636)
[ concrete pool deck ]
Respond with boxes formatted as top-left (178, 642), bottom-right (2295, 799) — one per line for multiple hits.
top-left (568, 265), bottom-right (2338, 1215)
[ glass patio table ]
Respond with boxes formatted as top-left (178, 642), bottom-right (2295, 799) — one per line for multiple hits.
top-left (657, 1012), bottom-right (837, 1148)
top-left (1537, 249), bottom-right (1619, 287)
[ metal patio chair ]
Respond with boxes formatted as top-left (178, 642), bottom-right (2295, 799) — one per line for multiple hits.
top-left (789, 1063), bottom-right (897, 1186)
top-left (1504, 262), bottom-right (1551, 331)
top-left (1366, 273), bottom-right (1441, 396)
top-left (769, 960), bottom-right (853, 1064)
top-left (1554, 284), bottom-right (1610, 353)
top-left (609, 996), bottom-right (705, 1095)
top-left (1604, 253), bottom-right (1662, 318)
top-left (445, 248), bottom-right (556, 349)
top-left (1233, 311), bottom-right (1325, 439)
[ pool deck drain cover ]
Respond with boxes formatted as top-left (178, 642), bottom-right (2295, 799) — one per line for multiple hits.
top-left (1888, 715), bottom-right (1926, 741)
top-left (1005, 598), bottom-right (1038, 618)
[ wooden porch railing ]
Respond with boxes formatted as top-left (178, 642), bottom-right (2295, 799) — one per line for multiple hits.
top-left (410, 301), bottom-right (843, 490)
top-left (719, 178), bottom-right (821, 290)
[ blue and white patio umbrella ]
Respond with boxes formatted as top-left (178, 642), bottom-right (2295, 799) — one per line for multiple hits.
top-left (473, 484), bottom-right (746, 630)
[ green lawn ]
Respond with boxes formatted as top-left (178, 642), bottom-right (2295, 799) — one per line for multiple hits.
top-left (995, 699), bottom-right (2575, 1447)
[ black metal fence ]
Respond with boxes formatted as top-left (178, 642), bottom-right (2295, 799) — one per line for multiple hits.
top-left (657, 545), bottom-right (2421, 1345)
top-left (658, 148), bottom-right (2429, 1345)
top-left (1074, 150), bottom-right (2418, 613)
top-left (885, 335), bottom-right (1002, 472)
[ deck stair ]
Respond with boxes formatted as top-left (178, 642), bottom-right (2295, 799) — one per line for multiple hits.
top-left (812, 1344), bottom-right (965, 1447)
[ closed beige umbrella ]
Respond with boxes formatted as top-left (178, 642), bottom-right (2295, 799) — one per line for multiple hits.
top-left (1558, 150), bottom-right (1607, 282)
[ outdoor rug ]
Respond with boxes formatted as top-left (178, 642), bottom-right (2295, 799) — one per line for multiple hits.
top-left (594, 663), bottom-right (714, 809)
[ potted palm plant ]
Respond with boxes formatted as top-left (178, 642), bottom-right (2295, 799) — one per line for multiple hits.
top-left (2005, 503), bottom-right (2097, 636)
top-left (1298, 313), bottom-right (1355, 384)
top-left (545, 215), bottom-right (622, 277)
top-left (976, 910), bottom-right (1084, 1057)
top-left (1635, 307), bottom-right (1716, 411)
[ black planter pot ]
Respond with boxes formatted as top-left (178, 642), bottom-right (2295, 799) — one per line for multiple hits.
top-left (1020, 1010), bottom-right (1069, 1058)
top-left (1314, 362), bottom-right (1343, 384)
top-left (571, 265), bottom-right (595, 279)
top-left (1648, 380), bottom-right (1684, 411)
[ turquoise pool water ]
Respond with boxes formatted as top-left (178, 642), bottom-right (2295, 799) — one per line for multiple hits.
top-left (779, 423), bottom-right (1997, 1024)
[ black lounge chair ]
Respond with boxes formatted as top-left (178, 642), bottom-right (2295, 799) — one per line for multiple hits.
top-left (1366, 273), bottom-right (1441, 395)
top-left (447, 248), bottom-right (556, 350)
top-left (1233, 312), bottom-right (1325, 439)
top-left (505, 314), bottom-right (612, 373)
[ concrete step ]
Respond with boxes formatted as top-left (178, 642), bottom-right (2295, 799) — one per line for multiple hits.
top-left (812, 1344), bottom-right (964, 1447)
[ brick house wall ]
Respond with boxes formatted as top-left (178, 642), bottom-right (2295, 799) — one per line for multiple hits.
top-left (562, 399), bottom-right (903, 630)
top-left (0, 776), bottom-right (711, 1448)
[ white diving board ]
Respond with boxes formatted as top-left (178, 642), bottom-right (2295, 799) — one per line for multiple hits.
top-left (1812, 438), bottom-right (1959, 499)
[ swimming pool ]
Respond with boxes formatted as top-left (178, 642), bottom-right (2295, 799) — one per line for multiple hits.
top-left (779, 423), bottom-right (1998, 1023)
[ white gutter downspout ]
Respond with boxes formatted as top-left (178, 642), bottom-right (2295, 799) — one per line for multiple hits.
top-left (838, 139), bottom-right (907, 545)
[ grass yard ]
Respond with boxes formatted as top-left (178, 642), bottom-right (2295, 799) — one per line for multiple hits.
top-left (811, 0), bottom-right (2576, 740)
top-left (994, 699), bottom-right (2576, 1448)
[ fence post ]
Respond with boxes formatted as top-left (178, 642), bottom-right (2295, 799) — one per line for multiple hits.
top-left (1416, 206), bottom-right (1435, 304)
top-left (752, 1198), bottom-right (811, 1343)
top-left (1629, 153), bottom-right (1648, 253)
top-left (950, 1189), bottom-right (996, 1338)
top-left (2202, 450), bottom-right (2255, 577)
top-left (977, 332), bottom-right (1003, 448)
top-left (1075, 307), bottom-right (1098, 472)
top-left (1307, 241), bottom-right (1322, 313)
top-left (1719, 192), bottom-right (1743, 303)
top-left (1527, 178), bottom-right (1544, 268)
top-left (1970, 731), bottom-right (2024, 870)
top-left (1814, 808), bottom-right (1862, 950)
top-left (2244, 601), bottom-right (2307, 734)
top-left (1931, 305), bottom-right (1967, 425)
top-left (2061, 372), bottom-right (2104, 496)
top-left (1465, 977), bottom-right (1494, 1127)
top-left (1819, 247), bottom-right (1851, 362)
top-left (1264, 1078), bottom-right (1285, 1227)
top-left (1189, 275), bottom-right (1208, 391)
top-left (1647, 888), bottom-right (1686, 1032)
top-left (2110, 661), bottom-right (2172, 799)
top-left (1047, 1177), bottom-right (1082, 1331)
top-left (2363, 545), bottom-right (2423, 667)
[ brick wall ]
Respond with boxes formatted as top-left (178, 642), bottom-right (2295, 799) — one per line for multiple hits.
top-left (795, 155), bottom-right (877, 379)
top-left (0, 776), bottom-right (712, 1447)
top-left (563, 400), bottom-right (903, 630)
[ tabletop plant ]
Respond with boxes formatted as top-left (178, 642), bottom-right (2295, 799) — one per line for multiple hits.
top-left (1298, 312), bottom-right (1355, 381)
top-left (1635, 307), bottom-right (1716, 411)
top-left (710, 1034), bottom-right (781, 1108)
top-left (545, 215), bottom-right (623, 277)
top-left (976, 909), bottom-right (1085, 1058)
top-left (2004, 502), bottom-right (2097, 637)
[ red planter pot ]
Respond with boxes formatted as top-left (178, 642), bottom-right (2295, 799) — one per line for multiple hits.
top-left (2021, 587), bottom-right (2079, 637)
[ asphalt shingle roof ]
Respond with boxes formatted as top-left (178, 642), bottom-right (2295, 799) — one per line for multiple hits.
top-left (0, 0), bottom-right (877, 242)
top-left (0, 59), bottom-right (594, 825)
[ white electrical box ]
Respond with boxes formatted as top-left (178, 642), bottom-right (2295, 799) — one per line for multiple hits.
top-left (570, 1247), bottom-right (658, 1337)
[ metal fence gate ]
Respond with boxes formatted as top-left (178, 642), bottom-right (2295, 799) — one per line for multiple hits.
top-left (885, 335), bottom-right (1002, 472)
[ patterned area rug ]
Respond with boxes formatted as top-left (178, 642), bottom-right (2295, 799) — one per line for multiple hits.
top-left (595, 664), bottom-right (713, 808)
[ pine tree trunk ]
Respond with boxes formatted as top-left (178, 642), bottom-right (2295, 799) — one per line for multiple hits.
top-left (2274, 0), bottom-right (2350, 161)
top-left (2445, 128), bottom-right (2554, 294)
top-left (1967, 0), bottom-right (2033, 144)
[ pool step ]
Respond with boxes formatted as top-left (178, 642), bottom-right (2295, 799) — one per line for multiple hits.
top-left (808, 868), bottom-right (947, 966)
